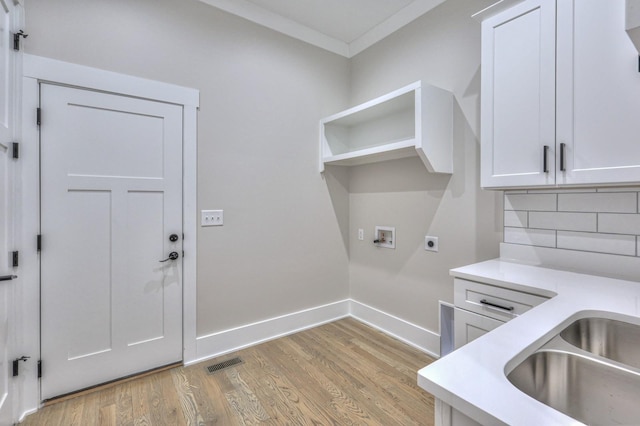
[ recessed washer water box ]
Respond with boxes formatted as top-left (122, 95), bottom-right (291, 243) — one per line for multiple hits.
top-left (374, 226), bottom-right (395, 249)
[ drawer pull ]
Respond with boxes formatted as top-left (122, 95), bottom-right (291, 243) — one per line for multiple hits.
top-left (480, 299), bottom-right (514, 312)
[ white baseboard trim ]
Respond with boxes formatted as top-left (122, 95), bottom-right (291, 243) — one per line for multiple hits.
top-left (190, 298), bottom-right (441, 366)
top-left (349, 300), bottom-right (440, 358)
top-left (190, 299), bottom-right (350, 365)
top-left (19, 408), bottom-right (38, 422)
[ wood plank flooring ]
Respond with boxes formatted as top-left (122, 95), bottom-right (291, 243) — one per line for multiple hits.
top-left (22, 318), bottom-right (436, 425)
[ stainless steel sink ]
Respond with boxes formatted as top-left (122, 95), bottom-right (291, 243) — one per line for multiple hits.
top-left (507, 349), bottom-right (640, 426)
top-left (506, 315), bottom-right (640, 425)
top-left (560, 317), bottom-right (640, 369)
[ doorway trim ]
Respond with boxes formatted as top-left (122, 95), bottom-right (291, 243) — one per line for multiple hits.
top-left (20, 54), bottom-right (199, 417)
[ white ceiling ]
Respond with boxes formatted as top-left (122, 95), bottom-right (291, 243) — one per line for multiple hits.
top-left (197, 0), bottom-right (448, 57)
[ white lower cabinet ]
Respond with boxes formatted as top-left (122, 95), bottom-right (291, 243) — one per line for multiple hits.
top-left (434, 278), bottom-right (549, 425)
top-left (453, 278), bottom-right (548, 349)
top-left (454, 308), bottom-right (503, 349)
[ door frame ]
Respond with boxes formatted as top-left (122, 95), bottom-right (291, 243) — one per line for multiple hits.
top-left (20, 54), bottom-right (199, 416)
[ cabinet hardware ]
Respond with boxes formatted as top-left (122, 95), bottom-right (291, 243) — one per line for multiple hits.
top-left (480, 299), bottom-right (514, 312)
top-left (0, 275), bottom-right (17, 282)
top-left (543, 145), bottom-right (550, 173)
top-left (560, 143), bottom-right (566, 172)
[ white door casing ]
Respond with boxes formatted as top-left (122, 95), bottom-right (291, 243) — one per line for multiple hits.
top-left (40, 83), bottom-right (184, 400)
top-left (0, 0), bottom-right (21, 424)
top-left (20, 55), bottom-right (198, 416)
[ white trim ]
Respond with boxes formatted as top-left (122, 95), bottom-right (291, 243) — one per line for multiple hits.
top-left (20, 56), bottom-right (199, 414)
top-left (197, 0), bottom-right (349, 57)
top-left (196, 0), bottom-right (445, 58)
top-left (23, 55), bottom-right (199, 107)
top-left (349, 0), bottom-right (447, 57)
top-left (192, 299), bottom-right (441, 366)
top-left (349, 300), bottom-right (440, 358)
top-left (191, 300), bottom-right (351, 365)
top-left (182, 107), bottom-right (198, 364)
top-left (18, 75), bottom-right (41, 419)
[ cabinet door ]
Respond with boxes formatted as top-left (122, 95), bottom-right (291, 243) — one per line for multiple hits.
top-left (481, 0), bottom-right (557, 188)
top-left (454, 308), bottom-right (504, 349)
top-left (557, 1), bottom-right (640, 185)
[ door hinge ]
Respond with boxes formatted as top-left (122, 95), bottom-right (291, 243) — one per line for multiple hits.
top-left (37, 235), bottom-right (41, 251)
top-left (12, 356), bottom-right (30, 377)
top-left (37, 360), bottom-right (42, 378)
top-left (13, 30), bottom-right (28, 51)
top-left (36, 108), bottom-right (41, 126)
top-left (12, 142), bottom-right (19, 159)
top-left (12, 251), bottom-right (18, 268)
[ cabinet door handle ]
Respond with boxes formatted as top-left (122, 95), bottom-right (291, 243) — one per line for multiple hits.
top-left (480, 299), bottom-right (514, 312)
top-left (543, 145), bottom-right (549, 173)
top-left (560, 143), bottom-right (566, 172)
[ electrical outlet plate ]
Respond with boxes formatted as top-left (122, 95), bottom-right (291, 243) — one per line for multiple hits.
top-left (358, 229), bottom-right (364, 241)
top-left (425, 236), bottom-right (438, 252)
top-left (201, 210), bottom-right (223, 226)
top-left (375, 226), bottom-right (395, 249)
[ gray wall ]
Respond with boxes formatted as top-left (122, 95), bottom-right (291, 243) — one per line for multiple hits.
top-left (24, 0), bottom-right (504, 339)
top-left (24, 0), bottom-right (351, 336)
top-left (347, 0), bottom-right (502, 332)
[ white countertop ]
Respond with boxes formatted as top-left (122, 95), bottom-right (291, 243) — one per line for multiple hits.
top-left (417, 259), bottom-right (640, 426)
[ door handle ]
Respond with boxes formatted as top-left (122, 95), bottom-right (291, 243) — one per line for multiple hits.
top-left (159, 252), bottom-right (179, 263)
top-left (0, 275), bottom-right (17, 282)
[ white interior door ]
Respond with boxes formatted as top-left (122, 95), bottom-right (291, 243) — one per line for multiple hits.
top-left (40, 83), bottom-right (184, 400)
top-left (0, 0), bottom-right (18, 423)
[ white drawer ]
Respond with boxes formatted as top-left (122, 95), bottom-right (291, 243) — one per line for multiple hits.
top-left (454, 278), bottom-right (548, 322)
top-left (454, 307), bottom-right (504, 349)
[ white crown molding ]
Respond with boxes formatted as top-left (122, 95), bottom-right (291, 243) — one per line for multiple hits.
top-left (198, 0), bottom-right (446, 58)
top-left (349, 0), bottom-right (447, 56)
top-left (198, 0), bottom-right (350, 57)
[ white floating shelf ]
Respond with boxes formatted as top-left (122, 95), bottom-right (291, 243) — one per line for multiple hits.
top-left (319, 81), bottom-right (453, 173)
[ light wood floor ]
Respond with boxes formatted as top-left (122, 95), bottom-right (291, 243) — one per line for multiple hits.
top-left (22, 318), bottom-right (436, 425)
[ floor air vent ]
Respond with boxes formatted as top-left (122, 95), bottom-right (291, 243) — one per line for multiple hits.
top-left (205, 357), bottom-right (243, 374)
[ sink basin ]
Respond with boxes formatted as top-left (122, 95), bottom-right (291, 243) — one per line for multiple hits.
top-left (507, 350), bottom-right (640, 426)
top-left (560, 317), bottom-right (640, 369)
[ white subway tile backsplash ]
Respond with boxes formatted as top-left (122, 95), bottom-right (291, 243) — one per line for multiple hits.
top-left (529, 212), bottom-right (596, 232)
top-left (558, 193), bottom-right (637, 213)
top-left (557, 231), bottom-right (636, 256)
top-left (598, 214), bottom-right (640, 235)
top-left (504, 193), bottom-right (557, 212)
top-left (504, 227), bottom-right (556, 248)
top-left (504, 211), bottom-right (528, 228)
top-left (503, 189), bottom-right (640, 259)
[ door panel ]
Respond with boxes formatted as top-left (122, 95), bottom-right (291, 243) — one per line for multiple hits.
top-left (40, 83), bottom-right (183, 400)
top-left (481, 0), bottom-right (556, 188)
top-left (557, 0), bottom-right (640, 184)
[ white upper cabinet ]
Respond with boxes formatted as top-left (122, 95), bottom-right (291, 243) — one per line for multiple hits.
top-left (319, 81), bottom-right (453, 174)
top-left (481, 0), bottom-right (556, 188)
top-left (482, 0), bottom-right (640, 188)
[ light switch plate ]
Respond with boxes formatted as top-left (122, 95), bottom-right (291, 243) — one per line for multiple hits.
top-left (201, 210), bottom-right (223, 226)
